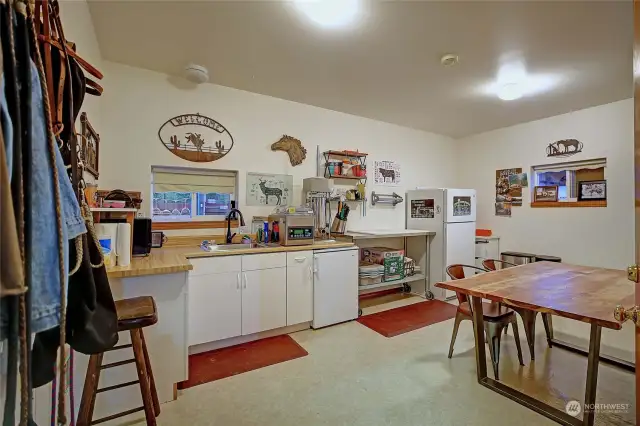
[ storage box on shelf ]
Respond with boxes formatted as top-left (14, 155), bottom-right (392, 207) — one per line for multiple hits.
top-left (361, 247), bottom-right (405, 282)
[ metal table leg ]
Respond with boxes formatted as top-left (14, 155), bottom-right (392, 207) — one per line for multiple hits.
top-left (583, 324), bottom-right (602, 426)
top-left (425, 234), bottom-right (431, 299)
top-left (469, 296), bottom-right (603, 426)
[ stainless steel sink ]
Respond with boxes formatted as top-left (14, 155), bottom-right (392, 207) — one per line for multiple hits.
top-left (200, 243), bottom-right (280, 252)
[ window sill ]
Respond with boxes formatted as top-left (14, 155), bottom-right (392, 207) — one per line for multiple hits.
top-left (530, 201), bottom-right (607, 208)
top-left (152, 220), bottom-right (239, 230)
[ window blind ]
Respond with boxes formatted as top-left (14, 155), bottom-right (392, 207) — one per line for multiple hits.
top-left (153, 170), bottom-right (236, 194)
top-left (532, 158), bottom-right (606, 173)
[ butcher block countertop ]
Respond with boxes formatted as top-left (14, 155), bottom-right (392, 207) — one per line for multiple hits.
top-left (107, 240), bottom-right (355, 279)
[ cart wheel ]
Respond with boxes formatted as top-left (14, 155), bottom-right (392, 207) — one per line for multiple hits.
top-left (425, 291), bottom-right (435, 300)
top-left (358, 309), bottom-right (363, 317)
top-left (403, 284), bottom-right (411, 293)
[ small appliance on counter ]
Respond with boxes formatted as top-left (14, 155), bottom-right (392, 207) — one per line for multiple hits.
top-left (268, 206), bottom-right (315, 246)
top-left (132, 218), bottom-right (152, 256)
top-left (151, 231), bottom-right (166, 248)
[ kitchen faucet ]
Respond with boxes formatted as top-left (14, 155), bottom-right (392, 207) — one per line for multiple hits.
top-left (225, 208), bottom-right (245, 244)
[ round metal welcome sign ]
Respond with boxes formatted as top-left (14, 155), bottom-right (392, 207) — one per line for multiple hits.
top-left (158, 113), bottom-right (234, 162)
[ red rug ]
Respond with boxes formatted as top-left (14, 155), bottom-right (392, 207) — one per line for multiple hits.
top-left (357, 300), bottom-right (458, 337)
top-left (177, 335), bottom-right (308, 389)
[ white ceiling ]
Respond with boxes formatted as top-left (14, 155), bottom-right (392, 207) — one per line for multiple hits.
top-left (87, 0), bottom-right (633, 138)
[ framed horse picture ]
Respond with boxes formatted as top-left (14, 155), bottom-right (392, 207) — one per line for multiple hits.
top-left (534, 185), bottom-right (558, 202)
top-left (80, 112), bottom-right (100, 179)
top-left (578, 180), bottom-right (606, 201)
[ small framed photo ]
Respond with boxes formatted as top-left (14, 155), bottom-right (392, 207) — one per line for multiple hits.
top-left (80, 112), bottom-right (100, 179)
top-left (534, 185), bottom-right (558, 202)
top-left (578, 180), bottom-right (606, 201)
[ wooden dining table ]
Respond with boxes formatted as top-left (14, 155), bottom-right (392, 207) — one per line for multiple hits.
top-left (436, 261), bottom-right (635, 426)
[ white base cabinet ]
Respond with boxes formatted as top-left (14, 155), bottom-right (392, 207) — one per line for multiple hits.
top-left (188, 272), bottom-right (242, 346)
top-left (241, 268), bottom-right (287, 335)
top-left (188, 248), bottom-right (356, 347)
top-left (286, 251), bottom-right (314, 325)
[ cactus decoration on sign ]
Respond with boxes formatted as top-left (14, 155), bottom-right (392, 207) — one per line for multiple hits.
top-left (158, 113), bottom-right (234, 162)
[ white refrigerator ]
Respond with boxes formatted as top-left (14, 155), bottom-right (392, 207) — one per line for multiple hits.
top-left (406, 189), bottom-right (476, 300)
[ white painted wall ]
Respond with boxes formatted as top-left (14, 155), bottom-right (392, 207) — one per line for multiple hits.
top-left (58, 0), bottom-right (103, 185)
top-left (456, 99), bottom-right (634, 270)
top-left (456, 99), bottom-right (635, 361)
top-left (97, 61), bottom-right (457, 232)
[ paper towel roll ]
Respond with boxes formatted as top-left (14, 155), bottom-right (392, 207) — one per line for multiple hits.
top-left (116, 223), bottom-right (131, 267)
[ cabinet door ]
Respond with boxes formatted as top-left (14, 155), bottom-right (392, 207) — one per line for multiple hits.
top-left (286, 252), bottom-right (313, 325)
top-left (188, 272), bottom-right (242, 346)
top-left (241, 268), bottom-right (287, 335)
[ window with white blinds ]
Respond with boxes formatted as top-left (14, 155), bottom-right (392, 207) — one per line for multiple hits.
top-left (151, 167), bottom-right (237, 221)
top-left (532, 158), bottom-right (606, 202)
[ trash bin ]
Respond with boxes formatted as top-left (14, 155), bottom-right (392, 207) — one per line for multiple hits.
top-left (501, 251), bottom-right (537, 266)
top-left (535, 255), bottom-right (562, 263)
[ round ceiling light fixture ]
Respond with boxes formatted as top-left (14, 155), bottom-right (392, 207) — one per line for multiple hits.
top-left (440, 54), bottom-right (459, 67)
top-left (497, 82), bottom-right (523, 101)
top-left (292, 0), bottom-right (362, 29)
top-left (184, 63), bottom-right (209, 84)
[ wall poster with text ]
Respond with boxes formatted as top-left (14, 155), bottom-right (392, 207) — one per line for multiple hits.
top-left (496, 168), bottom-right (523, 207)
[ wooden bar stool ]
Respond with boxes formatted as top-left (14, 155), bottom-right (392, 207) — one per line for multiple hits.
top-left (78, 296), bottom-right (160, 426)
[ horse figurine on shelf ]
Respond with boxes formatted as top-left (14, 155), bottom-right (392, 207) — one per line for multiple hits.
top-left (271, 135), bottom-right (307, 166)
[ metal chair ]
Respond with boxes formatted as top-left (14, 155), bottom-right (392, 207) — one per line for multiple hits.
top-left (446, 264), bottom-right (524, 380)
top-left (482, 259), bottom-right (554, 360)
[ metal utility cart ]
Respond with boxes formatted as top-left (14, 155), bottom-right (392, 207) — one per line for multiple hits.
top-left (344, 229), bottom-right (435, 314)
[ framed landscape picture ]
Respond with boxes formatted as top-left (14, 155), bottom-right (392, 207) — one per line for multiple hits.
top-left (578, 180), bottom-right (606, 201)
top-left (534, 185), bottom-right (558, 202)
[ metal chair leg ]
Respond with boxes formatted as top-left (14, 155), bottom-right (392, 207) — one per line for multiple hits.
top-left (484, 321), bottom-right (503, 380)
top-left (448, 311), bottom-right (466, 359)
top-left (542, 313), bottom-right (554, 348)
top-left (516, 309), bottom-right (538, 361)
top-left (510, 317), bottom-right (525, 366)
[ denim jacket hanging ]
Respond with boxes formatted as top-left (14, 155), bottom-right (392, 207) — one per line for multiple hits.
top-left (29, 59), bottom-right (86, 334)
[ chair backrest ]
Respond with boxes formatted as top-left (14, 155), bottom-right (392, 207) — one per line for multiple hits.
top-left (446, 264), bottom-right (488, 304)
top-left (482, 259), bottom-right (518, 271)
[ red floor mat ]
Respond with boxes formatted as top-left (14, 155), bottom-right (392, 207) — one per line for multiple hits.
top-left (177, 335), bottom-right (308, 389)
top-left (357, 300), bottom-right (458, 337)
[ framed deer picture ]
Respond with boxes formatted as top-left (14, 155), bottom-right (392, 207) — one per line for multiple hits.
top-left (80, 112), bottom-right (100, 179)
top-left (246, 172), bottom-right (293, 206)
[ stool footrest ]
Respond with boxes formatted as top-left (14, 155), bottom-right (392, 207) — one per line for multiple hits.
top-left (101, 359), bottom-right (135, 369)
top-left (105, 344), bottom-right (133, 352)
top-left (91, 406), bottom-right (144, 425)
top-left (97, 380), bottom-right (140, 393)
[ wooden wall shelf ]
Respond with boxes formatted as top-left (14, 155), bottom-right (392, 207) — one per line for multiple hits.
top-left (531, 201), bottom-right (607, 208)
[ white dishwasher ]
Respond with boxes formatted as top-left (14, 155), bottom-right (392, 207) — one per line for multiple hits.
top-left (312, 247), bottom-right (359, 329)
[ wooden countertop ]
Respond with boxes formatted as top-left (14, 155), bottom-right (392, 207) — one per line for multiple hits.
top-left (435, 262), bottom-right (633, 330)
top-left (344, 229), bottom-right (436, 239)
top-left (107, 241), bottom-right (355, 279)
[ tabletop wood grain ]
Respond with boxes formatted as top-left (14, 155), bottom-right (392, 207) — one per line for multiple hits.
top-left (435, 262), bottom-right (634, 330)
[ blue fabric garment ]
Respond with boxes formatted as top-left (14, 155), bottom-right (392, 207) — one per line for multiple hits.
top-left (29, 61), bottom-right (86, 334)
top-left (0, 76), bottom-right (14, 175)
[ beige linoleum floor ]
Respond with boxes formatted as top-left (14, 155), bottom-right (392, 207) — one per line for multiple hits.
top-left (126, 296), bottom-right (635, 426)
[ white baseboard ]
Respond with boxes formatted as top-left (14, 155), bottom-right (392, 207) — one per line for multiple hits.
top-left (188, 322), bottom-right (311, 355)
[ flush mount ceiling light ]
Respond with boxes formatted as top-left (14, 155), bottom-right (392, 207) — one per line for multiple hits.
top-left (477, 60), bottom-right (563, 101)
top-left (497, 83), bottom-right (522, 101)
top-left (292, 0), bottom-right (362, 29)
